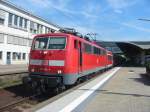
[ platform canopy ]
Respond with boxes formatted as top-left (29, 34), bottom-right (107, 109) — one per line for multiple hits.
top-left (97, 41), bottom-right (150, 65)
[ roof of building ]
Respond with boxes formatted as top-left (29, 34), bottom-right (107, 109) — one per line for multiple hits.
top-left (0, 0), bottom-right (61, 29)
top-left (117, 41), bottom-right (150, 50)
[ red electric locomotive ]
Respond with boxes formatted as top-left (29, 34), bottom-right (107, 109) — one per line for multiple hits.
top-left (23, 29), bottom-right (113, 92)
top-left (106, 51), bottom-right (113, 68)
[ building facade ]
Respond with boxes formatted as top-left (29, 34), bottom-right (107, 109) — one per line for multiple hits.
top-left (0, 0), bottom-right (60, 65)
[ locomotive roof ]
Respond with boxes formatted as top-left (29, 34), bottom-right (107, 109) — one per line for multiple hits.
top-left (34, 33), bottom-right (108, 51)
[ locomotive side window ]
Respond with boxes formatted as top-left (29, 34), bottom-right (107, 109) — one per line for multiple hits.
top-left (84, 43), bottom-right (92, 53)
top-left (48, 37), bottom-right (66, 49)
top-left (34, 37), bottom-right (48, 49)
top-left (101, 50), bottom-right (106, 55)
top-left (108, 55), bottom-right (113, 61)
top-left (94, 47), bottom-right (101, 55)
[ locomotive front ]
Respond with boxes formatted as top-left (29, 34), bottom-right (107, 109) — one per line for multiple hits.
top-left (23, 34), bottom-right (68, 92)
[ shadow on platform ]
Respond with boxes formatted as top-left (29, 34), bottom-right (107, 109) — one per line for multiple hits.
top-left (129, 73), bottom-right (150, 86)
top-left (76, 89), bottom-right (150, 98)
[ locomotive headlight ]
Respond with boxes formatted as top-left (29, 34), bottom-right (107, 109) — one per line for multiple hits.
top-left (57, 70), bottom-right (62, 74)
top-left (31, 68), bottom-right (35, 72)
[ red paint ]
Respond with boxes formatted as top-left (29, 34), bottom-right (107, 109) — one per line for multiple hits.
top-left (29, 33), bottom-right (113, 76)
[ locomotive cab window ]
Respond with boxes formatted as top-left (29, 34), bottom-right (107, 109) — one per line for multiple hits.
top-left (34, 37), bottom-right (48, 49)
top-left (33, 37), bottom-right (66, 50)
top-left (48, 37), bottom-right (66, 49)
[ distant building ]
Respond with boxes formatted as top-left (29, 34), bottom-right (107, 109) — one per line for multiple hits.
top-left (97, 41), bottom-right (150, 65)
top-left (0, 0), bottom-right (60, 65)
top-left (96, 41), bottom-right (122, 54)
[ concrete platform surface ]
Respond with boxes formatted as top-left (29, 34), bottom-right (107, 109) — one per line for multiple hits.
top-left (84, 67), bottom-right (150, 112)
top-left (0, 64), bottom-right (28, 75)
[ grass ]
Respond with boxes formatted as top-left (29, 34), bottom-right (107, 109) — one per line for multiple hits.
top-left (0, 79), bottom-right (22, 89)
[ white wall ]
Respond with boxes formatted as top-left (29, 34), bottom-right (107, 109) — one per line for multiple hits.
top-left (0, 1), bottom-right (59, 65)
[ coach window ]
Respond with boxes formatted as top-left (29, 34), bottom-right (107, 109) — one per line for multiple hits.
top-left (74, 40), bottom-right (78, 49)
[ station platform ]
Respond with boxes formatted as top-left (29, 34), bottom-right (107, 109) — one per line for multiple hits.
top-left (84, 67), bottom-right (150, 112)
top-left (0, 64), bottom-right (28, 75)
top-left (31, 67), bottom-right (150, 112)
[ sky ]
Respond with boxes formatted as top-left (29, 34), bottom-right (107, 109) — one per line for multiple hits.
top-left (9, 0), bottom-right (150, 41)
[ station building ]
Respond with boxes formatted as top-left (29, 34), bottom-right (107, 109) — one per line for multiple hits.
top-left (97, 41), bottom-right (150, 65)
top-left (0, 0), bottom-right (60, 65)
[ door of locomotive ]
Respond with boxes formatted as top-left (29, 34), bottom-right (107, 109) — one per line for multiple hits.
top-left (78, 41), bottom-right (83, 73)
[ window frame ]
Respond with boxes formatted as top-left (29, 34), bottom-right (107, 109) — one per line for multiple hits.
top-left (84, 43), bottom-right (93, 54)
top-left (32, 36), bottom-right (67, 50)
top-left (0, 51), bottom-right (2, 60)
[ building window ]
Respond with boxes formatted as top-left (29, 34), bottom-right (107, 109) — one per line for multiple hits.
top-left (14, 15), bottom-right (18, 26)
top-left (12, 52), bottom-right (21, 60)
top-left (0, 10), bottom-right (5, 25)
top-left (7, 35), bottom-right (28, 46)
top-left (19, 17), bottom-right (23, 27)
top-left (29, 39), bottom-right (33, 46)
top-left (13, 52), bottom-right (17, 60)
top-left (7, 35), bottom-right (13, 44)
top-left (17, 53), bottom-right (21, 60)
top-left (0, 51), bottom-right (2, 59)
top-left (0, 18), bottom-right (4, 25)
top-left (0, 34), bottom-right (4, 43)
top-left (45, 27), bottom-right (52, 33)
top-left (13, 36), bottom-right (18, 45)
top-left (37, 24), bottom-right (43, 34)
top-left (23, 38), bottom-right (27, 46)
top-left (30, 21), bottom-right (37, 34)
top-left (8, 13), bottom-right (13, 26)
top-left (24, 19), bottom-right (27, 29)
top-left (8, 13), bottom-right (28, 30)
top-left (22, 53), bottom-right (26, 60)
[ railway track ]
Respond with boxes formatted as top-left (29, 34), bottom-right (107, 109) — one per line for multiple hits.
top-left (0, 69), bottom-right (108, 112)
top-left (0, 71), bottom-right (28, 76)
top-left (0, 94), bottom-right (38, 112)
top-left (0, 71), bottom-right (28, 89)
